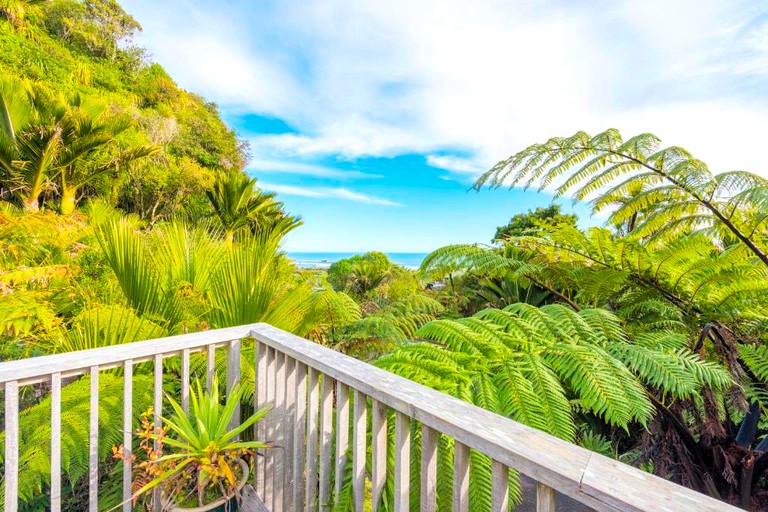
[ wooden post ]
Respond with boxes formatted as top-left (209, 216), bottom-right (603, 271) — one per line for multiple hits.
top-left (89, 367), bottom-right (100, 511)
top-left (491, 460), bottom-right (509, 512)
top-left (352, 391), bottom-right (367, 511)
top-left (319, 376), bottom-right (334, 511)
top-left (226, 339), bottom-right (241, 432)
top-left (181, 349), bottom-right (190, 414)
top-left (122, 360), bottom-right (133, 512)
top-left (536, 482), bottom-right (556, 512)
top-left (394, 412), bottom-right (411, 512)
top-left (4, 380), bottom-right (19, 512)
top-left (306, 368), bottom-right (320, 511)
top-left (206, 344), bottom-right (216, 392)
top-left (334, 382), bottom-right (350, 505)
top-left (421, 426), bottom-right (438, 512)
top-left (273, 352), bottom-right (286, 512)
top-left (293, 362), bottom-right (308, 511)
top-left (371, 401), bottom-right (387, 512)
top-left (50, 373), bottom-right (62, 512)
top-left (453, 442), bottom-right (470, 512)
top-left (255, 342), bottom-right (268, 496)
top-left (284, 357), bottom-right (296, 512)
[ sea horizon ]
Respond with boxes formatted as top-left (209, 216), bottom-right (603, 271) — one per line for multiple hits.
top-left (287, 251), bottom-right (428, 270)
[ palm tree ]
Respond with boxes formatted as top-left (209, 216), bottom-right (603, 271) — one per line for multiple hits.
top-left (57, 98), bottom-right (155, 214)
top-left (206, 171), bottom-right (276, 246)
top-left (0, 77), bottom-right (60, 212)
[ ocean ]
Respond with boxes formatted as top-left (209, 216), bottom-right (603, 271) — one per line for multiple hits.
top-left (287, 252), bottom-right (428, 270)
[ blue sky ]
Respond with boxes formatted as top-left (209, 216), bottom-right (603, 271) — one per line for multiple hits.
top-left (122, 0), bottom-right (768, 252)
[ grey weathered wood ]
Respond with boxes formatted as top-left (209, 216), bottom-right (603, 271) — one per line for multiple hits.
top-left (284, 357), bottom-right (296, 512)
top-left (255, 342), bottom-right (268, 497)
top-left (492, 460), bottom-right (509, 512)
top-left (273, 351), bottom-right (286, 512)
top-left (250, 324), bottom-right (742, 512)
top-left (352, 390), bottom-right (367, 512)
top-left (394, 412), bottom-right (410, 512)
top-left (371, 400), bottom-right (387, 512)
top-left (181, 349), bottom-right (190, 414)
top-left (420, 425), bottom-right (438, 512)
top-left (293, 362), bottom-right (308, 511)
top-left (50, 373), bottom-right (62, 512)
top-left (0, 324), bottom-right (260, 389)
top-left (122, 360), bottom-right (133, 512)
top-left (334, 382), bottom-right (350, 506)
top-left (89, 366), bottom-right (99, 511)
top-left (306, 368), bottom-right (320, 511)
top-left (206, 343), bottom-right (216, 392)
top-left (536, 482), bottom-right (556, 512)
top-left (453, 442), bottom-right (470, 512)
top-left (240, 484), bottom-right (271, 512)
top-left (4, 380), bottom-right (19, 512)
top-left (153, 354), bottom-right (163, 512)
top-left (226, 338), bottom-right (241, 432)
top-left (265, 346), bottom-right (276, 506)
top-left (318, 376), bottom-right (334, 511)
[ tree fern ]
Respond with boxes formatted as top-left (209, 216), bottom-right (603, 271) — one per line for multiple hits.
top-left (474, 129), bottom-right (768, 268)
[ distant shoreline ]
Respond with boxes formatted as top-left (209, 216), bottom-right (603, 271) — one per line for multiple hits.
top-left (287, 252), bottom-right (428, 270)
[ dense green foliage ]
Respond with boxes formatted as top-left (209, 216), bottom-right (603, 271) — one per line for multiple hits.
top-left (2, 2), bottom-right (768, 510)
top-left (493, 204), bottom-right (577, 241)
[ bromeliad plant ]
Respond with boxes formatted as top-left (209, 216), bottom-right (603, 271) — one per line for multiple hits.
top-left (116, 379), bottom-right (269, 510)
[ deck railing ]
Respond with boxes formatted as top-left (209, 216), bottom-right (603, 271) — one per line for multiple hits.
top-left (1, 323), bottom-right (741, 512)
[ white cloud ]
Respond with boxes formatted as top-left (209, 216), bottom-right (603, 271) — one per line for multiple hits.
top-left (426, 155), bottom-right (484, 176)
top-left (124, 0), bottom-right (768, 178)
top-left (247, 159), bottom-right (381, 179)
top-left (260, 183), bottom-right (402, 207)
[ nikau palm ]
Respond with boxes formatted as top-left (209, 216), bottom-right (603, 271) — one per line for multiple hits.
top-left (206, 171), bottom-right (277, 245)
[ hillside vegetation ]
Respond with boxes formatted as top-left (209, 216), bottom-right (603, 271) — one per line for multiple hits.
top-left (1, 2), bottom-right (768, 511)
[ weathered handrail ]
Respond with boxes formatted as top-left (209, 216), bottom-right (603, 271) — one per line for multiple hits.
top-left (1, 323), bottom-right (742, 512)
top-left (1, 324), bottom-right (255, 512)
top-left (249, 323), bottom-right (740, 512)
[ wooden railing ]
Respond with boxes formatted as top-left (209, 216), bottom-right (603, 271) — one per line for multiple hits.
top-left (1, 323), bottom-right (742, 512)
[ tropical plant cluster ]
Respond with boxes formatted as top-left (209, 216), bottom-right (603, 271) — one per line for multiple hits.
top-left (2, 2), bottom-right (768, 511)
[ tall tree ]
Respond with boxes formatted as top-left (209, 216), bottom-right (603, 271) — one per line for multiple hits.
top-left (493, 204), bottom-right (577, 241)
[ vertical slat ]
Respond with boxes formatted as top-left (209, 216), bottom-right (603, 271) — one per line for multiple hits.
top-left (50, 373), bottom-right (62, 512)
top-left (334, 382), bottom-right (350, 505)
top-left (305, 368), bottom-right (320, 511)
top-left (491, 461), bottom-right (509, 512)
top-left (273, 352), bottom-right (286, 512)
top-left (318, 376), bottom-right (334, 511)
top-left (371, 400), bottom-right (387, 512)
top-left (283, 357), bottom-right (296, 512)
top-left (536, 482), bottom-right (556, 512)
top-left (420, 426), bottom-right (438, 512)
top-left (226, 338), bottom-right (241, 431)
top-left (265, 346), bottom-right (276, 506)
top-left (122, 360), bottom-right (133, 512)
top-left (293, 362), bottom-right (308, 511)
top-left (89, 366), bottom-right (99, 511)
top-left (206, 343), bottom-right (216, 392)
top-left (153, 355), bottom-right (163, 512)
top-left (393, 412), bottom-right (411, 512)
top-left (181, 349), bottom-right (190, 414)
top-left (255, 342), bottom-right (268, 497)
top-left (4, 380), bottom-right (19, 512)
top-left (352, 391), bottom-right (367, 512)
top-left (453, 442), bottom-right (470, 512)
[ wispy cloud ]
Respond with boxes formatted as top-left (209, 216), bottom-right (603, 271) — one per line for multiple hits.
top-left (248, 159), bottom-right (381, 179)
top-left (261, 183), bottom-right (402, 206)
top-left (126, 0), bottom-right (768, 176)
top-left (426, 155), bottom-right (484, 176)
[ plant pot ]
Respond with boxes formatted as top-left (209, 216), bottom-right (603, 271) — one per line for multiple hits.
top-left (168, 459), bottom-right (250, 512)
